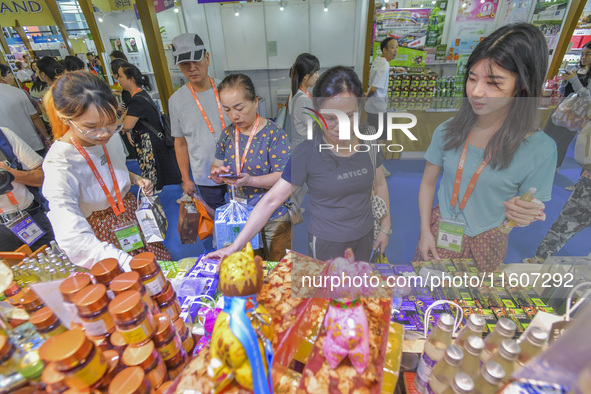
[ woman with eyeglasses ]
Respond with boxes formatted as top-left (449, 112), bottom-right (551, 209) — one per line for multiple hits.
top-left (42, 71), bottom-right (171, 270)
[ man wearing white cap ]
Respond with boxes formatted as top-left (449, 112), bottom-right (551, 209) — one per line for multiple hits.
top-left (169, 33), bottom-right (229, 209)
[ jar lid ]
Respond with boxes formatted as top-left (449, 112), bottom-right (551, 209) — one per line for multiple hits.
top-left (30, 307), bottom-right (60, 331)
top-left (91, 258), bottom-right (123, 285)
top-left (443, 344), bottom-right (463, 366)
top-left (122, 340), bottom-right (157, 370)
top-left (499, 339), bottom-right (521, 360)
top-left (154, 281), bottom-right (174, 305)
top-left (495, 317), bottom-right (517, 337)
top-left (108, 290), bottom-right (144, 321)
top-left (103, 350), bottom-right (120, 367)
top-left (73, 284), bottom-right (109, 315)
top-left (59, 274), bottom-right (92, 303)
top-left (153, 313), bottom-right (175, 344)
top-left (464, 335), bottom-right (485, 356)
top-left (0, 335), bottom-right (12, 359)
top-left (42, 362), bottom-right (67, 390)
top-left (4, 281), bottom-right (20, 297)
top-left (129, 253), bottom-right (158, 277)
top-left (173, 317), bottom-right (187, 338)
top-left (20, 287), bottom-right (44, 313)
top-left (110, 272), bottom-right (143, 295)
top-left (110, 330), bottom-right (128, 349)
top-left (109, 367), bottom-right (151, 394)
top-left (482, 361), bottom-right (506, 384)
top-left (39, 329), bottom-right (93, 370)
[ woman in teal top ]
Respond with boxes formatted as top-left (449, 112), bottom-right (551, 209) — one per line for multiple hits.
top-left (416, 23), bottom-right (557, 271)
top-left (211, 74), bottom-right (291, 262)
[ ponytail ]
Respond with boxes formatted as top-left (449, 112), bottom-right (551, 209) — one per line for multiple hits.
top-left (43, 86), bottom-right (68, 139)
top-left (120, 62), bottom-right (152, 91)
top-left (290, 53), bottom-right (320, 97)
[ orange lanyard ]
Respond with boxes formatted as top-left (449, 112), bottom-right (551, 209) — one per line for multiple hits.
top-left (234, 114), bottom-right (261, 176)
top-left (450, 139), bottom-right (491, 216)
top-left (70, 137), bottom-right (125, 216)
top-left (299, 87), bottom-right (312, 99)
top-left (188, 77), bottom-right (226, 135)
top-left (131, 87), bottom-right (141, 97)
top-left (0, 192), bottom-right (19, 214)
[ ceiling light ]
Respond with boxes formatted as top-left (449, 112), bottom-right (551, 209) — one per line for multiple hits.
top-left (174, 7), bottom-right (179, 13)
top-left (98, 17), bottom-right (103, 22)
top-left (280, 0), bottom-right (286, 11)
top-left (324, 0), bottom-right (331, 12)
top-left (234, 3), bottom-right (242, 16)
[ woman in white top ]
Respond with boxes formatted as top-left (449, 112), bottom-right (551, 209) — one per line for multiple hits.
top-left (42, 71), bottom-right (171, 270)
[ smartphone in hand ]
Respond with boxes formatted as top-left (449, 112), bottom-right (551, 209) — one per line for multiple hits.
top-left (218, 173), bottom-right (239, 180)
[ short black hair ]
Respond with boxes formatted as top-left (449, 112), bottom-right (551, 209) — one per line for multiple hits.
top-left (218, 74), bottom-right (256, 102)
top-left (64, 56), bottom-right (85, 72)
top-left (110, 50), bottom-right (128, 62)
top-left (380, 37), bottom-right (397, 52)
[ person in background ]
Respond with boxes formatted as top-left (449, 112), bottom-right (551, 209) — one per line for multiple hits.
top-left (117, 62), bottom-right (181, 193)
top-left (110, 50), bottom-right (128, 62)
top-left (30, 61), bottom-right (39, 83)
top-left (23, 54), bottom-right (32, 70)
top-left (0, 126), bottom-right (54, 252)
top-left (37, 56), bottom-right (64, 87)
top-left (544, 41), bottom-right (591, 175)
top-left (0, 66), bottom-right (50, 156)
top-left (416, 23), bottom-right (557, 271)
top-left (86, 52), bottom-right (102, 69)
top-left (63, 56), bottom-right (85, 72)
top-left (207, 66), bottom-right (391, 262)
top-left (42, 71), bottom-right (171, 269)
top-left (15, 61), bottom-right (34, 83)
top-left (0, 64), bottom-right (42, 117)
top-left (169, 33), bottom-right (229, 209)
top-left (210, 74), bottom-right (291, 261)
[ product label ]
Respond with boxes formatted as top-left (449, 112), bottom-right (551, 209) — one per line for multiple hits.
top-left (64, 302), bottom-right (81, 324)
top-left (156, 335), bottom-right (182, 360)
top-left (144, 274), bottom-right (166, 296)
top-left (64, 351), bottom-right (107, 389)
top-left (164, 304), bottom-right (179, 320)
top-left (119, 319), bottom-right (154, 345)
top-left (81, 315), bottom-right (114, 336)
top-left (415, 352), bottom-right (438, 389)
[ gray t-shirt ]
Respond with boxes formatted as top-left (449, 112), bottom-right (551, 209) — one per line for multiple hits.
top-left (169, 83), bottom-right (229, 186)
top-left (289, 90), bottom-right (313, 147)
top-left (0, 84), bottom-right (43, 151)
top-left (285, 140), bottom-right (383, 242)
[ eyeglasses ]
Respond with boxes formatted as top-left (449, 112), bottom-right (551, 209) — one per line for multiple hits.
top-left (68, 119), bottom-right (124, 139)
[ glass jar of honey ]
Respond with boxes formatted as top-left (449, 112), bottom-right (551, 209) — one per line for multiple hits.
top-left (109, 290), bottom-right (155, 347)
top-left (173, 318), bottom-right (195, 356)
top-left (152, 314), bottom-right (183, 362)
top-left (20, 287), bottom-right (45, 314)
top-left (3, 281), bottom-right (23, 307)
top-left (109, 367), bottom-right (152, 394)
top-left (110, 272), bottom-right (159, 315)
top-left (155, 281), bottom-right (181, 321)
top-left (90, 259), bottom-right (122, 299)
top-left (42, 363), bottom-right (68, 394)
top-left (30, 307), bottom-right (67, 339)
top-left (110, 331), bottom-right (127, 355)
top-left (96, 349), bottom-right (123, 391)
top-left (59, 275), bottom-right (92, 326)
top-left (155, 381), bottom-right (173, 394)
top-left (73, 284), bottom-right (115, 338)
top-left (129, 253), bottom-right (166, 297)
top-left (165, 349), bottom-right (187, 380)
top-left (39, 329), bottom-right (108, 390)
top-left (122, 340), bottom-right (168, 389)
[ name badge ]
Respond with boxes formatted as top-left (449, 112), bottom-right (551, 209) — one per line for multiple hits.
top-left (8, 212), bottom-right (45, 246)
top-left (113, 222), bottom-right (144, 252)
top-left (437, 217), bottom-right (466, 252)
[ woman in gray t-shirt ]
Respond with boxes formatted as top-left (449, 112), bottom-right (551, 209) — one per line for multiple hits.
top-left (207, 66), bottom-right (391, 262)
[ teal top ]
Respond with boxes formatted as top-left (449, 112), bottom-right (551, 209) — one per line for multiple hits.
top-left (424, 120), bottom-right (557, 236)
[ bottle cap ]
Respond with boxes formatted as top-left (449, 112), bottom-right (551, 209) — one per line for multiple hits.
top-left (110, 272), bottom-right (143, 295)
top-left (464, 335), bottom-right (485, 356)
top-left (451, 372), bottom-right (474, 393)
top-left (38, 329), bottom-right (94, 371)
top-left (443, 345), bottom-right (464, 366)
top-left (30, 307), bottom-right (60, 331)
top-left (122, 340), bottom-right (158, 370)
top-left (109, 366), bottom-right (152, 394)
top-left (466, 314), bottom-right (485, 332)
top-left (59, 274), bottom-right (92, 303)
top-left (108, 290), bottom-right (144, 321)
top-left (91, 258), bottom-right (123, 285)
top-left (436, 313), bottom-right (454, 332)
top-left (482, 361), bottom-right (506, 385)
top-left (129, 253), bottom-right (159, 277)
top-left (73, 284), bottom-right (109, 315)
top-left (499, 339), bottom-right (521, 361)
top-left (495, 318), bottom-right (517, 338)
top-left (527, 327), bottom-right (549, 346)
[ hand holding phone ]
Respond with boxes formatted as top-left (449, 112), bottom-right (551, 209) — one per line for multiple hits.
top-left (218, 173), bottom-right (239, 180)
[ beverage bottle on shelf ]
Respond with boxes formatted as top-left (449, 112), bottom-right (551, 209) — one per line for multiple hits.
top-left (489, 339), bottom-right (520, 383)
top-left (481, 317), bottom-right (516, 363)
top-left (498, 187), bottom-right (537, 234)
top-left (516, 327), bottom-right (548, 366)
top-left (415, 313), bottom-right (455, 393)
top-left (473, 361), bottom-right (505, 394)
top-left (50, 240), bottom-right (64, 255)
top-left (47, 267), bottom-right (59, 281)
top-left (459, 335), bottom-right (485, 379)
top-left (32, 266), bottom-right (51, 282)
top-left (454, 314), bottom-right (485, 349)
top-left (441, 372), bottom-right (474, 394)
top-left (427, 345), bottom-right (464, 394)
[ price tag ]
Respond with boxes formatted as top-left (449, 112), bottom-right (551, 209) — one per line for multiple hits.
top-left (436, 217), bottom-right (465, 252)
top-left (113, 222), bottom-right (144, 252)
top-left (7, 212), bottom-right (45, 246)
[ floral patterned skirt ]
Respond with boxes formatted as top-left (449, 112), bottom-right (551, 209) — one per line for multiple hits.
top-left (86, 192), bottom-right (171, 261)
top-left (134, 132), bottom-right (181, 190)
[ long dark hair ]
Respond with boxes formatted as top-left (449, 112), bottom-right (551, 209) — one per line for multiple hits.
top-left (290, 53), bottom-right (319, 97)
top-left (119, 62), bottom-right (152, 91)
top-left (37, 56), bottom-right (64, 82)
top-left (444, 23), bottom-right (547, 170)
top-left (44, 71), bottom-right (118, 139)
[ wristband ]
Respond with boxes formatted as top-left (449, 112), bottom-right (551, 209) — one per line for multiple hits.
top-left (378, 225), bottom-right (392, 236)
